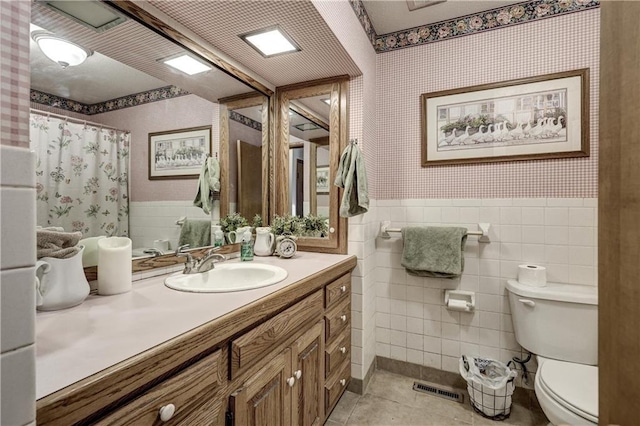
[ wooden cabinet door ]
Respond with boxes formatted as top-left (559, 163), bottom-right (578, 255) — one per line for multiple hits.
top-left (291, 321), bottom-right (325, 426)
top-left (230, 348), bottom-right (293, 426)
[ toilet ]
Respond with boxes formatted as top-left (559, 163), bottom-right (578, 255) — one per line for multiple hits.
top-left (506, 280), bottom-right (598, 425)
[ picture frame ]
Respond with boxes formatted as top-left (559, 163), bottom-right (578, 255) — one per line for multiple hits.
top-left (421, 69), bottom-right (589, 166)
top-left (148, 125), bottom-right (212, 180)
top-left (316, 166), bottom-right (330, 194)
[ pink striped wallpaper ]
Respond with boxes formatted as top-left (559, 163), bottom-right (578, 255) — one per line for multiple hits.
top-left (376, 9), bottom-right (600, 199)
top-left (1, 1), bottom-right (30, 148)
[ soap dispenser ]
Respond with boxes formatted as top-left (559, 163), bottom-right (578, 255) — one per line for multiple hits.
top-left (240, 230), bottom-right (254, 261)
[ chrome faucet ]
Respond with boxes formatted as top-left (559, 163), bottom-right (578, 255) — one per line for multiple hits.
top-left (175, 245), bottom-right (226, 274)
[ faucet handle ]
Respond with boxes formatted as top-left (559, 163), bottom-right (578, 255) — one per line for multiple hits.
top-left (205, 246), bottom-right (222, 256)
top-left (175, 244), bottom-right (190, 255)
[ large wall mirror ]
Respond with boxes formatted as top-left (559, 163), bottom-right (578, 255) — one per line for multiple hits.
top-left (29, 1), bottom-right (270, 267)
top-left (219, 94), bottom-right (270, 221)
top-left (275, 77), bottom-right (349, 253)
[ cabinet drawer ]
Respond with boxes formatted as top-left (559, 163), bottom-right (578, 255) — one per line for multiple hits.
top-left (325, 274), bottom-right (350, 310)
top-left (325, 327), bottom-right (350, 379)
top-left (96, 350), bottom-right (222, 425)
top-left (231, 290), bottom-right (323, 379)
top-left (324, 359), bottom-right (351, 415)
top-left (325, 298), bottom-right (350, 344)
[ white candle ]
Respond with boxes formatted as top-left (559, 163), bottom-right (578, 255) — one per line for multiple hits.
top-left (97, 237), bottom-right (132, 295)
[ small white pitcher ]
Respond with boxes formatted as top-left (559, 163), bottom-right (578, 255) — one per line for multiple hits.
top-left (35, 246), bottom-right (90, 311)
top-left (254, 227), bottom-right (275, 256)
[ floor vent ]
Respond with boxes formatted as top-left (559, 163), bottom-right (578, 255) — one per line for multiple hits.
top-left (413, 381), bottom-right (464, 404)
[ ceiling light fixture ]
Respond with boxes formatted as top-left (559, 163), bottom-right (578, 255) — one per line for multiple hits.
top-left (321, 98), bottom-right (331, 105)
top-left (37, 0), bottom-right (127, 33)
top-left (161, 54), bottom-right (212, 76)
top-left (31, 31), bottom-right (92, 69)
top-left (240, 26), bottom-right (301, 58)
top-left (406, 0), bottom-right (447, 11)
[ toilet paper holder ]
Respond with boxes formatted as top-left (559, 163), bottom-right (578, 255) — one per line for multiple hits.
top-left (444, 290), bottom-right (475, 312)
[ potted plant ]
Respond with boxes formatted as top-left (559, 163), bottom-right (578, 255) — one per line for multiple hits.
top-left (302, 214), bottom-right (329, 238)
top-left (271, 214), bottom-right (304, 237)
top-left (219, 212), bottom-right (248, 244)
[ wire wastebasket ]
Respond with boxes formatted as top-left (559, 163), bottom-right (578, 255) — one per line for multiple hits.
top-left (459, 355), bottom-right (517, 420)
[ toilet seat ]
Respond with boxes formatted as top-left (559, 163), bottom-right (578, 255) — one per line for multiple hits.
top-left (537, 359), bottom-right (598, 424)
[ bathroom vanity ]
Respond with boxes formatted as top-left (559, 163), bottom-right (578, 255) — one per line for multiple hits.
top-left (35, 253), bottom-right (356, 425)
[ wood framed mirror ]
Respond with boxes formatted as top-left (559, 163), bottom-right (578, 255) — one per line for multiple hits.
top-left (275, 76), bottom-right (349, 253)
top-left (219, 93), bottom-right (270, 222)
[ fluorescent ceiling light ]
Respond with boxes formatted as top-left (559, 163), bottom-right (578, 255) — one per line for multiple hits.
top-left (37, 0), bottom-right (127, 32)
top-left (163, 55), bottom-right (212, 75)
top-left (240, 26), bottom-right (301, 58)
top-left (294, 122), bottom-right (320, 132)
top-left (406, 0), bottom-right (447, 11)
top-left (31, 31), bottom-right (92, 68)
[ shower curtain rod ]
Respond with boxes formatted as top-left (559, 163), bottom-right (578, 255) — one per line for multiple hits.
top-left (29, 108), bottom-right (130, 133)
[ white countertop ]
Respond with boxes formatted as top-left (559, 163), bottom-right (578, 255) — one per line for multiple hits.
top-left (36, 252), bottom-right (353, 400)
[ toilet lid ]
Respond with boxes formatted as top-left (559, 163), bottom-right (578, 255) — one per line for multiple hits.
top-left (539, 359), bottom-right (598, 422)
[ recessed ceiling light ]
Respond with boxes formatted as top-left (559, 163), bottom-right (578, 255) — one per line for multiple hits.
top-left (406, 0), bottom-right (447, 11)
top-left (294, 122), bottom-right (320, 132)
top-left (321, 98), bottom-right (331, 105)
top-left (240, 26), bottom-right (301, 58)
top-left (162, 54), bottom-right (212, 76)
top-left (31, 30), bottom-right (93, 68)
top-left (37, 0), bottom-right (127, 33)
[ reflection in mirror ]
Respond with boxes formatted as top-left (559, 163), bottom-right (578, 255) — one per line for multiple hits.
top-left (219, 95), bottom-right (269, 223)
top-left (288, 106), bottom-right (330, 224)
top-left (29, 2), bottom-right (263, 260)
top-left (276, 77), bottom-right (348, 253)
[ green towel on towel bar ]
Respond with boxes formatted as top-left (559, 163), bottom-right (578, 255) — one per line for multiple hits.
top-left (401, 227), bottom-right (468, 278)
top-left (178, 219), bottom-right (211, 248)
top-left (193, 156), bottom-right (220, 215)
top-left (334, 139), bottom-right (369, 218)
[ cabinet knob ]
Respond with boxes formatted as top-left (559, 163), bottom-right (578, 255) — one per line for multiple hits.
top-left (339, 379), bottom-right (346, 387)
top-left (287, 376), bottom-right (296, 387)
top-left (159, 404), bottom-right (176, 422)
top-left (294, 369), bottom-right (302, 379)
top-left (339, 346), bottom-right (347, 354)
top-left (340, 285), bottom-right (346, 293)
top-left (329, 227), bottom-right (335, 234)
top-left (340, 314), bottom-right (347, 322)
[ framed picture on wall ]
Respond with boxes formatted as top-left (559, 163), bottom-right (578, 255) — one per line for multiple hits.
top-left (421, 69), bottom-right (589, 166)
top-left (316, 166), bottom-right (330, 194)
top-left (148, 125), bottom-right (212, 180)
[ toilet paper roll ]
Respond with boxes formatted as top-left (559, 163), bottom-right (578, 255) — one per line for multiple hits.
top-left (153, 239), bottom-right (170, 252)
top-left (447, 299), bottom-right (470, 311)
top-left (518, 264), bottom-right (547, 287)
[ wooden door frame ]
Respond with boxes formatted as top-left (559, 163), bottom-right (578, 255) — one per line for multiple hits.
top-left (599, 2), bottom-right (640, 423)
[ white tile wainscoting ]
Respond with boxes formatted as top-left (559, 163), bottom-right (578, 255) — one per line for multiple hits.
top-left (373, 198), bottom-right (597, 389)
top-left (128, 200), bottom-right (216, 252)
top-left (1, 146), bottom-right (37, 425)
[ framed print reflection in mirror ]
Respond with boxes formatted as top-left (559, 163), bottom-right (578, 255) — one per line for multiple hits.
top-left (149, 125), bottom-right (212, 180)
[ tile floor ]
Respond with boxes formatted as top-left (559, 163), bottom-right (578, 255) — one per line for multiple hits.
top-left (326, 370), bottom-right (549, 425)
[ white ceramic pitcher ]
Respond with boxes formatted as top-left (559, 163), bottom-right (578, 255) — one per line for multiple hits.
top-left (254, 227), bottom-right (275, 256)
top-left (35, 246), bottom-right (90, 311)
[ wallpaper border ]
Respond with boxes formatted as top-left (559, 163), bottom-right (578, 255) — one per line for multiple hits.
top-left (349, 0), bottom-right (600, 53)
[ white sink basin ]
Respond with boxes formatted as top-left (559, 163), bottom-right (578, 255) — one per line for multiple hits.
top-left (164, 263), bottom-right (288, 293)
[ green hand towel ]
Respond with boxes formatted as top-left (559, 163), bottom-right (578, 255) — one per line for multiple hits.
top-left (178, 219), bottom-right (211, 248)
top-left (193, 156), bottom-right (220, 215)
top-left (334, 141), bottom-right (369, 218)
top-left (401, 227), bottom-right (468, 278)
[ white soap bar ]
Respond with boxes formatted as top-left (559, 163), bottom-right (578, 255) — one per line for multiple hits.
top-left (98, 237), bottom-right (132, 295)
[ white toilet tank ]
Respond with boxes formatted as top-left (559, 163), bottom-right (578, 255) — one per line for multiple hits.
top-left (506, 280), bottom-right (597, 365)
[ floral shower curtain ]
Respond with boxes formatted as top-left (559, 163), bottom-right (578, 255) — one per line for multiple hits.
top-left (30, 113), bottom-right (130, 238)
